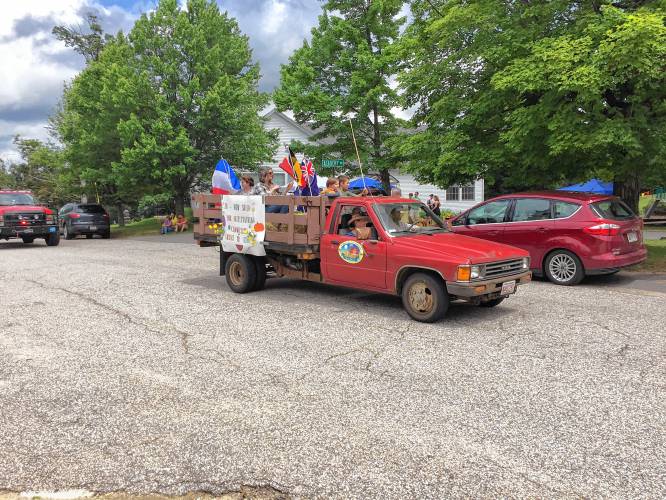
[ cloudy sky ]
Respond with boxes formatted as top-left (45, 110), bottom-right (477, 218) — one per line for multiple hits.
top-left (0, 0), bottom-right (322, 162)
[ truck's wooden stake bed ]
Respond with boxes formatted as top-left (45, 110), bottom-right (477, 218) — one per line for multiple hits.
top-left (193, 193), bottom-right (531, 322)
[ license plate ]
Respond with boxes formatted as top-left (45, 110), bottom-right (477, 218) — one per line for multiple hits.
top-left (500, 280), bottom-right (516, 295)
top-left (48, 226), bottom-right (56, 233)
top-left (89, 226), bottom-right (97, 231)
top-left (627, 231), bottom-right (638, 243)
top-left (21, 228), bottom-right (34, 234)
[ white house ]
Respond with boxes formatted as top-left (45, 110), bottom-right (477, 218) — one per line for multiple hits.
top-left (258, 108), bottom-right (484, 213)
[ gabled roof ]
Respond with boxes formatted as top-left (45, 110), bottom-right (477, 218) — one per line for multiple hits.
top-left (262, 108), bottom-right (317, 139)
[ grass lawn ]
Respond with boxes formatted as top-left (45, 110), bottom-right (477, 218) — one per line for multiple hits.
top-left (639, 195), bottom-right (653, 216)
top-left (111, 217), bottom-right (162, 238)
top-left (632, 239), bottom-right (666, 273)
top-left (111, 217), bottom-right (192, 238)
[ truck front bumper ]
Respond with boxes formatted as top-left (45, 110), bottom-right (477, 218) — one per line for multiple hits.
top-left (447, 271), bottom-right (532, 299)
top-left (0, 224), bottom-right (58, 238)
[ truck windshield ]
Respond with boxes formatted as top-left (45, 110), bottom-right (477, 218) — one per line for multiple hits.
top-left (374, 202), bottom-right (448, 236)
top-left (0, 193), bottom-right (34, 206)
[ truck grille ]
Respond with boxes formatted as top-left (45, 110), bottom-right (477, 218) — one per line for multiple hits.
top-left (4, 212), bottom-right (45, 227)
top-left (484, 259), bottom-right (524, 279)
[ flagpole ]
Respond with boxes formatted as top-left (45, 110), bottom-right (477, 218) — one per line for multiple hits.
top-left (348, 118), bottom-right (373, 196)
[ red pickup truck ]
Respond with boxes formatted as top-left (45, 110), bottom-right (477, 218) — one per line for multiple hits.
top-left (0, 190), bottom-right (60, 246)
top-left (193, 194), bottom-right (531, 322)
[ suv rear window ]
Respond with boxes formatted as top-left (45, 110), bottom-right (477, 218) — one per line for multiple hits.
top-left (591, 199), bottom-right (635, 220)
top-left (77, 204), bottom-right (106, 214)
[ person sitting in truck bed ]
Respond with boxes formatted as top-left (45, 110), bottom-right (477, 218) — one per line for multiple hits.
top-left (251, 168), bottom-right (293, 213)
top-left (321, 178), bottom-right (340, 196)
top-left (338, 175), bottom-right (368, 197)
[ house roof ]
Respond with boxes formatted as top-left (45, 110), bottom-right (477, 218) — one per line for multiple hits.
top-left (262, 108), bottom-right (318, 140)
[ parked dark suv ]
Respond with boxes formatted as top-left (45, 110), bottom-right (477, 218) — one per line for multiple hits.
top-left (59, 203), bottom-right (110, 239)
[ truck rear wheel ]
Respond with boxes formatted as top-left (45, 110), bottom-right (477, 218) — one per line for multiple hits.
top-left (401, 273), bottom-right (448, 323)
top-left (225, 254), bottom-right (257, 293)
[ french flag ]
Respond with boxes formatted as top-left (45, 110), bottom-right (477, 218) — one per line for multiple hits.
top-left (211, 159), bottom-right (241, 194)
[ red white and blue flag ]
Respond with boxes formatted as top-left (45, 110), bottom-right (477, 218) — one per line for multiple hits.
top-left (298, 158), bottom-right (320, 196)
top-left (211, 159), bottom-right (241, 195)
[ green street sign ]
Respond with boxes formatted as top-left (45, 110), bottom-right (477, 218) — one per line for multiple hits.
top-left (321, 159), bottom-right (345, 168)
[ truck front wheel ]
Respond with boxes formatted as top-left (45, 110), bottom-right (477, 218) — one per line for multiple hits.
top-left (46, 232), bottom-right (60, 246)
top-left (401, 273), bottom-right (449, 323)
top-left (225, 254), bottom-right (257, 293)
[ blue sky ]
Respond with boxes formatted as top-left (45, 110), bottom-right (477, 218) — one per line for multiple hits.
top-left (0, 0), bottom-right (322, 162)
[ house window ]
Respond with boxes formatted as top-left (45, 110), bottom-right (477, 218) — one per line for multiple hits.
top-left (446, 186), bottom-right (460, 201)
top-left (461, 184), bottom-right (475, 201)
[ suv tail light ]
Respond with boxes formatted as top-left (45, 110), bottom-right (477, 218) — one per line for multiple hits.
top-left (70, 213), bottom-right (81, 219)
top-left (583, 222), bottom-right (621, 236)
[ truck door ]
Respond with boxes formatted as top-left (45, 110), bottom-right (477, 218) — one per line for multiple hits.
top-left (321, 204), bottom-right (388, 290)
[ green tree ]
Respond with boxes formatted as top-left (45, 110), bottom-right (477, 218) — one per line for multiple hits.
top-left (52, 13), bottom-right (112, 63)
top-left (0, 159), bottom-right (11, 188)
top-left (57, 34), bottom-right (153, 225)
top-left (397, 0), bottom-right (666, 211)
top-left (274, 0), bottom-right (406, 190)
top-left (121, 0), bottom-right (276, 213)
top-left (493, 5), bottom-right (666, 212)
top-left (5, 136), bottom-right (76, 207)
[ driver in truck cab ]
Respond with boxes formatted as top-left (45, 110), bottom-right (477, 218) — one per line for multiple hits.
top-left (388, 207), bottom-right (410, 232)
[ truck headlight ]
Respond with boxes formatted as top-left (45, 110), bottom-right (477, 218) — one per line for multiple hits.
top-left (457, 265), bottom-right (471, 282)
top-left (457, 265), bottom-right (484, 281)
top-left (522, 257), bottom-right (530, 269)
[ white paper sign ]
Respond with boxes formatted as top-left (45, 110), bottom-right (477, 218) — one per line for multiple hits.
top-left (221, 195), bottom-right (266, 256)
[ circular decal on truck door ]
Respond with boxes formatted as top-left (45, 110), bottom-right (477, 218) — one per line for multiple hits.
top-left (338, 240), bottom-right (365, 264)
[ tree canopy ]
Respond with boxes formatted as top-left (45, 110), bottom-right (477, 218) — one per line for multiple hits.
top-left (274, 0), bottom-right (406, 189)
top-left (55, 0), bottom-right (276, 214)
top-left (396, 0), bottom-right (666, 210)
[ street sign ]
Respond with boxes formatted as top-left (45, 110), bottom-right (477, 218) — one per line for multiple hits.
top-left (321, 159), bottom-right (345, 168)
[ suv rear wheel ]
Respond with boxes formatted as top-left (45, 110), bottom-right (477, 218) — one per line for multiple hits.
top-left (64, 224), bottom-right (74, 240)
top-left (401, 272), bottom-right (449, 323)
top-left (544, 250), bottom-right (584, 286)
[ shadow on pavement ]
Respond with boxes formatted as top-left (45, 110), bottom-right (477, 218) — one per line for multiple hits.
top-left (180, 273), bottom-right (515, 323)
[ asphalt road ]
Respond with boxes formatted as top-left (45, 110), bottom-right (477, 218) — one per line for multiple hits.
top-left (1, 236), bottom-right (665, 499)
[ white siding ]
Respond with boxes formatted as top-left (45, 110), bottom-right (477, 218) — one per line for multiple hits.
top-left (389, 169), bottom-right (483, 214)
top-left (260, 111), bottom-right (313, 187)
top-left (256, 110), bottom-right (486, 207)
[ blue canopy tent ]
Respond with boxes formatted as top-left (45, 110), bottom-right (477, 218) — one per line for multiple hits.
top-left (558, 179), bottom-right (613, 195)
top-left (348, 177), bottom-right (395, 189)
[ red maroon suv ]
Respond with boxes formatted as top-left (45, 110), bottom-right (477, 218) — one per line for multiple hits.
top-left (450, 191), bottom-right (647, 285)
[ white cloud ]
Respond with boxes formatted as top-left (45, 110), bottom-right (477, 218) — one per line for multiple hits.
top-left (0, 1), bottom-right (137, 163)
top-left (261, 0), bottom-right (287, 35)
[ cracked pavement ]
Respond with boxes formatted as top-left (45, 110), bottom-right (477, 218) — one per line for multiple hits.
top-left (1, 236), bottom-right (665, 498)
